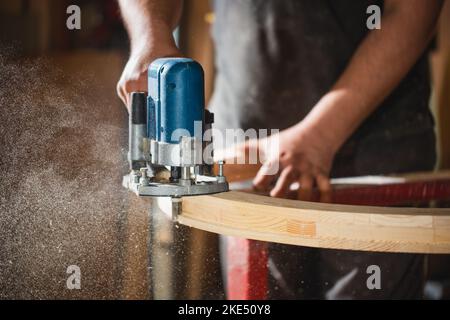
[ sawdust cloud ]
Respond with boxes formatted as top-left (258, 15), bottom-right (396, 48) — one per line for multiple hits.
top-left (0, 50), bottom-right (150, 299)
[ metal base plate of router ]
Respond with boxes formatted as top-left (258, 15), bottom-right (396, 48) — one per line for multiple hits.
top-left (123, 174), bottom-right (229, 197)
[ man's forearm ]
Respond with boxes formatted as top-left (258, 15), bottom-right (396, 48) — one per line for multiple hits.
top-left (301, 0), bottom-right (443, 152)
top-left (118, 0), bottom-right (183, 54)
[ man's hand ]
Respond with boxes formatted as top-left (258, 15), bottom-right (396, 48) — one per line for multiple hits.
top-left (232, 122), bottom-right (337, 199)
top-left (117, 45), bottom-right (181, 109)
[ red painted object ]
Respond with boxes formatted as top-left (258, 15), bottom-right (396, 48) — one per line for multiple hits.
top-left (332, 179), bottom-right (450, 206)
top-left (226, 178), bottom-right (450, 300)
top-left (226, 237), bottom-right (268, 300)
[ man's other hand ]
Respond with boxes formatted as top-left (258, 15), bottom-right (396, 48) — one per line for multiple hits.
top-left (235, 122), bottom-right (338, 200)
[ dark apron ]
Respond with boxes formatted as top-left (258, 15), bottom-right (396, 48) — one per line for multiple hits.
top-left (210, 0), bottom-right (436, 299)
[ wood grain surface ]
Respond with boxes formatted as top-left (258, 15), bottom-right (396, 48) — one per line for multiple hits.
top-left (179, 186), bottom-right (450, 254)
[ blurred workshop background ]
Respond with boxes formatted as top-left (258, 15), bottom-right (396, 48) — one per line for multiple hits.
top-left (0, 0), bottom-right (449, 299)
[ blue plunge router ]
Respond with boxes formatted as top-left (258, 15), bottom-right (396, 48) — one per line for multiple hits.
top-left (147, 58), bottom-right (204, 143)
top-left (123, 58), bottom-right (228, 198)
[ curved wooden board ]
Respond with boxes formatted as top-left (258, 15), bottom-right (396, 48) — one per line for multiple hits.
top-left (179, 191), bottom-right (450, 254)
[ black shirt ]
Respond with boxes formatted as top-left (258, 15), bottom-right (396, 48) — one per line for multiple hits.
top-left (209, 0), bottom-right (436, 176)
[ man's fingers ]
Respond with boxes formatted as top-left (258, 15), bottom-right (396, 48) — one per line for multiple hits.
top-left (117, 68), bottom-right (148, 110)
top-left (316, 173), bottom-right (332, 202)
top-left (298, 173), bottom-right (313, 201)
top-left (299, 173), bottom-right (313, 190)
top-left (270, 166), bottom-right (296, 198)
top-left (214, 139), bottom-right (258, 164)
top-left (117, 79), bottom-right (133, 110)
top-left (253, 160), bottom-right (278, 192)
top-left (117, 81), bottom-right (126, 106)
top-left (316, 173), bottom-right (331, 192)
top-left (125, 92), bottom-right (131, 109)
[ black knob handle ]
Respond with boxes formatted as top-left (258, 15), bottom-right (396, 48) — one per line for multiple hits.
top-left (130, 92), bottom-right (147, 125)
